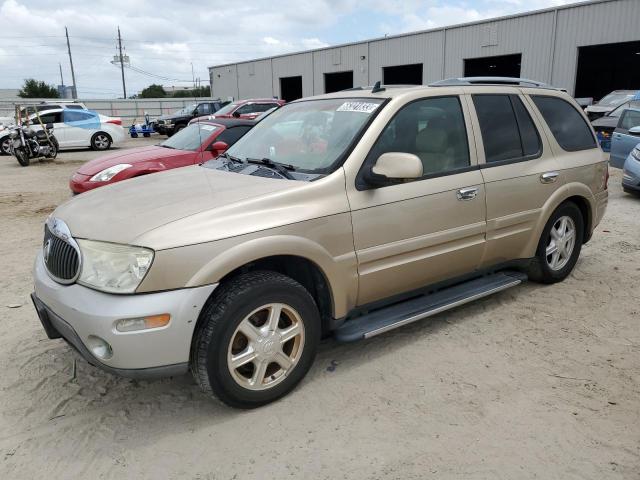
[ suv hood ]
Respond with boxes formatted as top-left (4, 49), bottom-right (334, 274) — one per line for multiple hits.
top-left (54, 166), bottom-right (304, 247)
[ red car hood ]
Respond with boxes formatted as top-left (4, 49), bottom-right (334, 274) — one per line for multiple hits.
top-left (77, 145), bottom-right (194, 176)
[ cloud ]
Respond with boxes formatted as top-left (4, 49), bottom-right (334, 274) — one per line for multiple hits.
top-left (0, 0), bottom-right (572, 98)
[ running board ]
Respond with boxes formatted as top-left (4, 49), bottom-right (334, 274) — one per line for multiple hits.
top-left (335, 271), bottom-right (527, 342)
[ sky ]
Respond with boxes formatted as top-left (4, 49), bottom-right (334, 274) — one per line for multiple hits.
top-left (0, 0), bottom-right (570, 98)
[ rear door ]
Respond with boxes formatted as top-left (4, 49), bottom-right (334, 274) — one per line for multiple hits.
top-left (611, 109), bottom-right (640, 168)
top-left (467, 89), bottom-right (562, 267)
top-left (62, 110), bottom-right (100, 147)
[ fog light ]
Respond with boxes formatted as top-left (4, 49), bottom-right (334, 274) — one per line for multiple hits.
top-left (116, 314), bottom-right (171, 332)
top-left (86, 335), bottom-right (113, 360)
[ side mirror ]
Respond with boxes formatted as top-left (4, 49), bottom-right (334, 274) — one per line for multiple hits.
top-left (232, 111), bottom-right (241, 118)
top-left (209, 140), bottom-right (229, 153)
top-left (629, 126), bottom-right (640, 136)
top-left (46, 123), bottom-right (54, 129)
top-left (364, 152), bottom-right (423, 186)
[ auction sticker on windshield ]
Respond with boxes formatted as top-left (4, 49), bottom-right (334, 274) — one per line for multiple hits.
top-left (336, 102), bottom-right (379, 114)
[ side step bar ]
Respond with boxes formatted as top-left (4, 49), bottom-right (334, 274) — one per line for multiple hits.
top-left (335, 271), bottom-right (527, 342)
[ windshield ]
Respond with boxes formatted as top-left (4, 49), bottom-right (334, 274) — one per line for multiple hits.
top-left (160, 123), bottom-right (218, 151)
top-left (609, 100), bottom-right (640, 118)
top-left (598, 92), bottom-right (635, 107)
top-left (214, 102), bottom-right (239, 116)
top-left (225, 98), bottom-right (385, 173)
top-left (174, 104), bottom-right (197, 116)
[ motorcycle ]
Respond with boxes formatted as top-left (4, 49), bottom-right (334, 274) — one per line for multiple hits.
top-left (9, 122), bottom-right (58, 166)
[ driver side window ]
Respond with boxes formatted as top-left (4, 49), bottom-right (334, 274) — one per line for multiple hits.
top-left (367, 96), bottom-right (470, 178)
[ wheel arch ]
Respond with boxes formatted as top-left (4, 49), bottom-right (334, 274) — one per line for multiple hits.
top-left (185, 235), bottom-right (357, 324)
top-left (523, 184), bottom-right (595, 256)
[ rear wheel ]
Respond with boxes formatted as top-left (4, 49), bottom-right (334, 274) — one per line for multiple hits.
top-left (528, 202), bottom-right (584, 284)
top-left (191, 271), bottom-right (320, 408)
top-left (91, 132), bottom-right (112, 151)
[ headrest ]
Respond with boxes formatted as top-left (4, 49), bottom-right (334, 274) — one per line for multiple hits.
top-left (415, 126), bottom-right (448, 153)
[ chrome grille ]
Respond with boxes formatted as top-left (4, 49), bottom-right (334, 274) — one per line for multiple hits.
top-left (43, 222), bottom-right (80, 283)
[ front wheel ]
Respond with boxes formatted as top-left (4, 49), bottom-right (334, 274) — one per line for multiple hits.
top-left (91, 132), bottom-right (112, 151)
top-left (191, 271), bottom-right (320, 408)
top-left (14, 148), bottom-right (30, 167)
top-left (528, 201), bottom-right (584, 284)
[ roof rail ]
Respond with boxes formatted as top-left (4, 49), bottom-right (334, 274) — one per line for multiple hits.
top-left (429, 77), bottom-right (554, 88)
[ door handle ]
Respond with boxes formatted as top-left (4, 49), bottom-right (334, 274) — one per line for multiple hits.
top-left (540, 171), bottom-right (559, 184)
top-left (456, 186), bottom-right (478, 201)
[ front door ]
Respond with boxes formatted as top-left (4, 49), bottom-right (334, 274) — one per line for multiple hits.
top-left (611, 109), bottom-right (640, 168)
top-left (34, 111), bottom-right (65, 146)
top-left (347, 95), bottom-right (486, 306)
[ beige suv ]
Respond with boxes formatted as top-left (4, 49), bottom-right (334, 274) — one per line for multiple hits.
top-left (32, 78), bottom-right (608, 408)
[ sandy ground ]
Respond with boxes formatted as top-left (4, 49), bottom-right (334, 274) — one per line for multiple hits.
top-left (0, 142), bottom-right (639, 480)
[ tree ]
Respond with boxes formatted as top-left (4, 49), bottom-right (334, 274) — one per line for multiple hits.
top-left (18, 79), bottom-right (59, 98)
top-left (139, 84), bottom-right (166, 98)
top-left (172, 86), bottom-right (211, 98)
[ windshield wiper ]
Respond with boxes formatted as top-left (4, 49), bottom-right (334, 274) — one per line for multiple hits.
top-left (218, 152), bottom-right (244, 164)
top-left (245, 157), bottom-right (296, 179)
top-left (160, 144), bottom-right (175, 149)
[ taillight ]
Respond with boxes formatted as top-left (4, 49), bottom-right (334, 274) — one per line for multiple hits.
top-left (106, 118), bottom-right (122, 126)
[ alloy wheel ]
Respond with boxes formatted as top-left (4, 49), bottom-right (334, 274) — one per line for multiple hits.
top-left (227, 303), bottom-right (305, 391)
top-left (94, 134), bottom-right (110, 149)
top-left (545, 215), bottom-right (576, 271)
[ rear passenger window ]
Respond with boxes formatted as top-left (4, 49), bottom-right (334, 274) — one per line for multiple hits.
top-left (531, 95), bottom-right (596, 151)
top-left (366, 96), bottom-right (470, 178)
top-left (472, 94), bottom-right (541, 163)
top-left (619, 110), bottom-right (640, 130)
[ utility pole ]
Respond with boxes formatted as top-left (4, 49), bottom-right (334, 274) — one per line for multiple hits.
top-left (65, 27), bottom-right (77, 99)
top-left (191, 62), bottom-right (196, 89)
top-left (58, 63), bottom-right (64, 86)
top-left (117, 26), bottom-right (127, 98)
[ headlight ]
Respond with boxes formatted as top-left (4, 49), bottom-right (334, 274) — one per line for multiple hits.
top-left (77, 239), bottom-right (154, 293)
top-left (632, 147), bottom-right (640, 162)
top-left (164, 119), bottom-right (172, 126)
top-left (90, 163), bottom-right (132, 182)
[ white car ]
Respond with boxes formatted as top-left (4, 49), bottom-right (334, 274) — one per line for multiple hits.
top-left (0, 108), bottom-right (125, 155)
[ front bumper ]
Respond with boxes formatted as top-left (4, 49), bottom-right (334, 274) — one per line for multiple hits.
top-left (33, 251), bottom-right (216, 378)
top-left (69, 172), bottom-right (101, 194)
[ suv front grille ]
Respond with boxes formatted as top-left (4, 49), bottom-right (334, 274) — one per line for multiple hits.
top-left (43, 224), bottom-right (80, 283)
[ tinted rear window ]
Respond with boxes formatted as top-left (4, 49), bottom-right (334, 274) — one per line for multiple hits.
top-left (531, 96), bottom-right (596, 151)
top-left (473, 94), bottom-right (541, 163)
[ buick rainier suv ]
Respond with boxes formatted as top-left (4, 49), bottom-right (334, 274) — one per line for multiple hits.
top-left (32, 78), bottom-right (608, 408)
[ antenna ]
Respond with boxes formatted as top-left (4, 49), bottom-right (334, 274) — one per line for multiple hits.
top-left (371, 81), bottom-right (385, 93)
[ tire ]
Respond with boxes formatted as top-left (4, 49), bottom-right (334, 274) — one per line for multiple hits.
top-left (14, 148), bottom-right (30, 167)
top-left (528, 201), bottom-right (584, 284)
top-left (173, 125), bottom-right (185, 135)
top-left (623, 187), bottom-right (640, 197)
top-left (1, 136), bottom-right (11, 156)
top-left (91, 132), bottom-right (112, 151)
top-left (46, 140), bottom-right (58, 159)
top-left (191, 271), bottom-right (320, 408)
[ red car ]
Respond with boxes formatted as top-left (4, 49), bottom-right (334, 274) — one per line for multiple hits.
top-left (70, 119), bottom-right (255, 194)
top-left (192, 98), bottom-right (285, 123)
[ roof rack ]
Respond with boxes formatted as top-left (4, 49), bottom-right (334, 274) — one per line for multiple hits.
top-left (342, 84), bottom-right (420, 92)
top-left (429, 77), bottom-right (555, 88)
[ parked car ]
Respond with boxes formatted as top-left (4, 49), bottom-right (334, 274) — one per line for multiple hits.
top-left (591, 99), bottom-right (640, 149)
top-left (31, 78), bottom-right (608, 408)
top-left (609, 107), bottom-right (640, 168)
top-left (0, 108), bottom-right (124, 155)
top-left (622, 144), bottom-right (640, 196)
top-left (204, 98), bottom-right (286, 121)
top-left (155, 100), bottom-right (229, 136)
top-left (0, 103), bottom-right (90, 155)
top-left (585, 90), bottom-right (639, 120)
top-left (69, 119), bottom-right (255, 194)
top-left (189, 105), bottom-right (279, 125)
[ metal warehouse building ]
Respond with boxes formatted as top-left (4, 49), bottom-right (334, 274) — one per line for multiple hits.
top-left (209, 0), bottom-right (639, 102)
